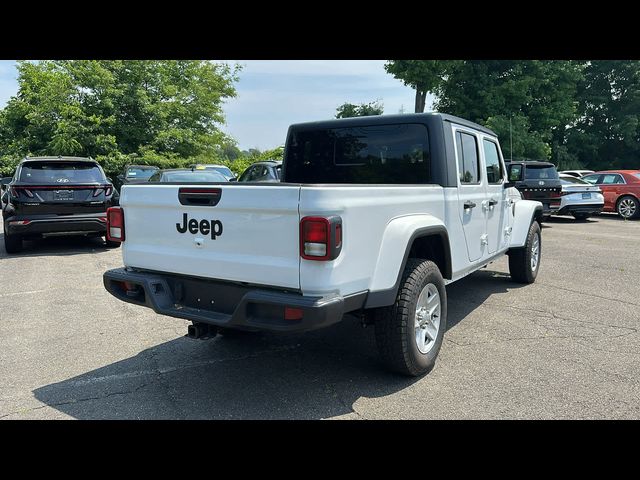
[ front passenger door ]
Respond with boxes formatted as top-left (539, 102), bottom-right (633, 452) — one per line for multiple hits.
top-left (482, 138), bottom-right (508, 254)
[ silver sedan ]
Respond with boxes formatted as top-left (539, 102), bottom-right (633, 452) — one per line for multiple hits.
top-left (554, 174), bottom-right (604, 220)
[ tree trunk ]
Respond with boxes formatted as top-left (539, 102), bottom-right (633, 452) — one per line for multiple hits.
top-left (414, 90), bottom-right (427, 113)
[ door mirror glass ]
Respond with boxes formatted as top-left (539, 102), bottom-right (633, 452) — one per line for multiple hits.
top-left (507, 164), bottom-right (523, 182)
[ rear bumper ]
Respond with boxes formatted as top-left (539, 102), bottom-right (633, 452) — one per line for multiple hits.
top-left (3, 213), bottom-right (107, 236)
top-left (556, 203), bottom-right (604, 216)
top-left (103, 268), bottom-right (366, 333)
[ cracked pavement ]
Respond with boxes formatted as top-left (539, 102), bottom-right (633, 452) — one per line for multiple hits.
top-left (1, 213), bottom-right (639, 419)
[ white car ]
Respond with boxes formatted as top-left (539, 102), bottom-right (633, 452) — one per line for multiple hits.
top-left (103, 113), bottom-right (543, 376)
top-left (559, 169), bottom-right (595, 178)
top-left (555, 173), bottom-right (604, 220)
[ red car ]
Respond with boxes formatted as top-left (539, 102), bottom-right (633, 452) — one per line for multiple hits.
top-left (582, 170), bottom-right (640, 219)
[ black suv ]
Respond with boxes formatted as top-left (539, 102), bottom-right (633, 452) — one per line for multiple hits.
top-left (506, 160), bottom-right (562, 216)
top-left (1, 156), bottom-right (120, 253)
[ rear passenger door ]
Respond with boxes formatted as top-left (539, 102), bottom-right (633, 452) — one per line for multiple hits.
top-left (481, 137), bottom-right (508, 254)
top-left (454, 128), bottom-right (486, 262)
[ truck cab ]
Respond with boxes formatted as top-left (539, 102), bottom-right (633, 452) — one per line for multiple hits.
top-left (103, 113), bottom-right (543, 376)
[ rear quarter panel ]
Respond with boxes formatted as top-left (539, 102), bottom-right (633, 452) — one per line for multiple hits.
top-left (299, 185), bottom-right (447, 296)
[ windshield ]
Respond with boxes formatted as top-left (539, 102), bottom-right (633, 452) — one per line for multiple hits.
top-left (161, 171), bottom-right (227, 183)
top-left (560, 176), bottom-right (588, 185)
top-left (126, 167), bottom-right (158, 180)
top-left (209, 166), bottom-right (234, 178)
top-left (19, 162), bottom-right (105, 184)
top-left (524, 165), bottom-right (559, 180)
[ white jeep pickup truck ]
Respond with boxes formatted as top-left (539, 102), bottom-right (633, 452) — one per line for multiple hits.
top-left (103, 113), bottom-right (543, 376)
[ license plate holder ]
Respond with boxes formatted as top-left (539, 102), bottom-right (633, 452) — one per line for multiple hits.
top-left (582, 193), bottom-right (591, 199)
top-left (54, 190), bottom-right (74, 201)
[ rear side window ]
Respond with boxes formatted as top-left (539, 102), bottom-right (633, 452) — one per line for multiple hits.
top-left (456, 131), bottom-right (480, 184)
top-left (284, 124), bottom-right (430, 184)
top-left (524, 165), bottom-right (559, 180)
top-left (19, 162), bottom-right (105, 183)
top-left (483, 139), bottom-right (504, 184)
top-left (600, 174), bottom-right (624, 184)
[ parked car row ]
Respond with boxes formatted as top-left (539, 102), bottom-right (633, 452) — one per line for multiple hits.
top-left (505, 161), bottom-right (640, 221)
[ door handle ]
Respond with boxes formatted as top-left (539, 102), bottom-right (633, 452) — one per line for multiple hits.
top-left (464, 201), bottom-right (476, 209)
top-left (488, 199), bottom-right (498, 207)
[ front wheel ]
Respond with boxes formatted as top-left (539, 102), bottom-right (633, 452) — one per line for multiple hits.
top-left (374, 259), bottom-right (447, 376)
top-left (509, 221), bottom-right (541, 283)
top-left (617, 196), bottom-right (639, 220)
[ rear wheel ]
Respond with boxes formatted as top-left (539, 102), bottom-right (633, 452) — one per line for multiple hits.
top-left (572, 212), bottom-right (590, 221)
top-left (616, 196), bottom-right (639, 220)
top-left (4, 231), bottom-right (23, 254)
top-left (374, 259), bottom-right (447, 377)
top-left (509, 221), bottom-right (541, 283)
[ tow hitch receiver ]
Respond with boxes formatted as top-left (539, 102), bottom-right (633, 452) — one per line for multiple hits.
top-left (187, 322), bottom-right (218, 340)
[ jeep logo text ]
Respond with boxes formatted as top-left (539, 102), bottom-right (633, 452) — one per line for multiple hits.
top-left (176, 213), bottom-right (223, 240)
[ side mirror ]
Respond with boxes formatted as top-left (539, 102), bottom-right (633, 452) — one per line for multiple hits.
top-left (117, 174), bottom-right (124, 181)
top-left (504, 181), bottom-right (516, 189)
top-left (229, 177), bottom-right (237, 182)
top-left (0, 177), bottom-right (12, 191)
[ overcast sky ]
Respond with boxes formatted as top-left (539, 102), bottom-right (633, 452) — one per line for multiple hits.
top-left (0, 60), bottom-right (432, 151)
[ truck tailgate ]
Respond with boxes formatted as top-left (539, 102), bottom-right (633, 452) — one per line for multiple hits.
top-left (120, 184), bottom-right (301, 290)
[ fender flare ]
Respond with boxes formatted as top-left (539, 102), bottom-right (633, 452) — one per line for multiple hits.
top-left (365, 218), bottom-right (452, 309)
top-left (510, 200), bottom-right (543, 248)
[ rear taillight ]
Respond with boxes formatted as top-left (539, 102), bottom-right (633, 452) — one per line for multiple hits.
top-left (94, 186), bottom-right (113, 197)
top-left (107, 207), bottom-right (125, 242)
top-left (549, 190), bottom-right (562, 198)
top-left (300, 216), bottom-right (342, 261)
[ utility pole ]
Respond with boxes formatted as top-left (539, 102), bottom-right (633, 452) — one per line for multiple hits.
top-left (510, 116), bottom-right (513, 161)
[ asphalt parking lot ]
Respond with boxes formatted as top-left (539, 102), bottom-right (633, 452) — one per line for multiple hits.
top-left (1, 214), bottom-right (639, 420)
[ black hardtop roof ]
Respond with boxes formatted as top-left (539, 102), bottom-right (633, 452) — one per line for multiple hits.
top-left (20, 156), bottom-right (97, 164)
top-left (288, 112), bottom-right (497, 136)
top-left (506, 160), bottom-right (556, 167)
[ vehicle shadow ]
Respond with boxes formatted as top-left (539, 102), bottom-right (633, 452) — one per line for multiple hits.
top-left (0, 232), bottom-right (110, 259)
top-left (32, 268), bottom-right (526, 419)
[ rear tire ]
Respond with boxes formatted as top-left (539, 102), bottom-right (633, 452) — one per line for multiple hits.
top-left (616, 195), bottom-right (639, 220)
top-left (4, 231), bottom-right (23, 254)
top-left (509, 221), bottom-right (541, 284)
top-left (572, 213), bottom-right (590, 221)
top-left (374, 259), bottom-right (447, 377)
top-left (104, 237), bottom-right (121, 248)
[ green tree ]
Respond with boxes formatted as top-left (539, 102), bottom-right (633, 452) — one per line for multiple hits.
top-left (335, 100), bottom-right (383, 118)
top-left (566, 61), bottom-right (640, 170)
top-left (433, 60), bottom-right (584, 161)
top-left (385, 61), bottom-right (459, 112)
top-left (0, 60), bottom-right (240, 168)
